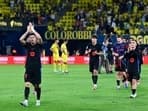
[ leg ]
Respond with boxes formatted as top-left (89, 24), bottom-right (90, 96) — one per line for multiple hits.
top-left (105, 59), bottom-right (110, 73)
top-left (130, 79), bottom-right (137, 98)
top-left (53, 60), bottom-right (58, 72)
top-left (24, 82), bottom-right (31, 100)
top-left (62, 61), bottom-right (68, 73)
top-left (64, 62), bottom-right (68, 73)
top-left (58, 60), bottom-right (62, 72)
top-left (34, 84), bottom-right (41, 106)
top-left (122, 71), bottom-right (129, 88)
top-left (116, 71), bottom-right (123, 89)
top-left (92, 69), bottom-right (98, 90)
top-left (20, 82), bottom-right (31, 107)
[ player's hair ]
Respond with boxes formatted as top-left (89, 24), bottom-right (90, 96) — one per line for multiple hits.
top-left (130, 38), bottom-right (137, 43)
top-left (91, 35), bottom-right (97, 39)
top-left (54, 39), bottom-right (59, 42)
top-left (129, 37), bottom-right (134, 40)
top-left (27, 32), bottom-right (35, 37)
top-left (117, 36), bottom-right (122, 39)
top-left (63, 39), bottom-right (68, 43)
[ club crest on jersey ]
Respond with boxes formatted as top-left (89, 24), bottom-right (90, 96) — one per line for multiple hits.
top-left (130, 58), bottom-right (134, 63)
top-left (30, 51), bottom-right (35, 57)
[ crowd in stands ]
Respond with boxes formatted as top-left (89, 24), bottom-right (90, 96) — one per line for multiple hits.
top-left (0, 0), bottom-right (148, 56)
top-left (0, 0), bottom-right (147, 35)
top-left (73, 0), bottom-right (148, 36)
top-left (1, 0), bottom-right (75, 25)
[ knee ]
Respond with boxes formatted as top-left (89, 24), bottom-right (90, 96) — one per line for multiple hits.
top-left (25, 82), bottom-right (31, 87)
top-left (132, 79), bottom-right (137, 85)
top-left (93, 70), bottom-right (98, 75)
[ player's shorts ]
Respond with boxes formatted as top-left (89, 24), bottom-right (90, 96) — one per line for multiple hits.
top-left (115, 57), bottom-right (126, 72)
top-left (89, 59), bottom-right (99, 73)
top-left (53, 54), bottom-right (60, 62)
top-left (108, 55), bottom-right (114, 65)
top-left (128, 72), bottom-right (139, 82)
top-left (24, 68), bottom-right (41, 85)
top-left (61, 54), bottom-right (68, 63)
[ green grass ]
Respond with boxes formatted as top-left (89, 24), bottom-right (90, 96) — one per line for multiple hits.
top-left (0, 64), bottom-right (148, 111)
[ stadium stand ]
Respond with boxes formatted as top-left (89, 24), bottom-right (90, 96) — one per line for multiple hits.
top-left (0, 0), bottom-right (148, 56)
top-left (0, 0), bottom-right (147, 35)
top-left (54, 0), bottom-right (148, 35)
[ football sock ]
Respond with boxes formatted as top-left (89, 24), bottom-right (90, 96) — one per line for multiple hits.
top-left (65, 63), bottom-right (68, 72)
top-left (35, 87), bottom-right (41, 100)
top-left (116, 80), bottom-right (120, 86)
top-left (24, 87), bottom-right (30, 100)
top-left (132, 89), bottom-right (136, 95)
top-left (122, 75), bottom-right (126, 82)
top-left (53, 62), bottom-right (57, 71)
top-left (92, 75), bottom-right (95, 84)
top-left (61, 63), bottom-right (64, 72)
top-left (94, 75), bottom-right (98, 84)
top-left (58, 62), bottom-right (61, 71)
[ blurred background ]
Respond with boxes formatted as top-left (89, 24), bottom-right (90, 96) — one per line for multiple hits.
top-left (0, 0), bottom-right (148, 56)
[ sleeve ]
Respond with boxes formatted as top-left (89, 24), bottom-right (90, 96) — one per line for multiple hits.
top-left (123, 52), bottom-right (128, 59)
top-left (23, 42), bottom-right (29, 49)
top-left (61, 44), bottom-right (65, 52)
top-left (98, 44), bottom-right (102, 52)
top-left (50, 44), bottom-right (55, 52)
top-left (86, 44), bottom-right (90, 51)
top-left (38, 44), bottom-right (43, 50)
top-left (51, 44), bottom-right (54, 49)
top-left (136, 46), bottom-right (143, 64)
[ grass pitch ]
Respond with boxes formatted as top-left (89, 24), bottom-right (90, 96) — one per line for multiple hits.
top-left (0, 64), bottom-right (148, 111)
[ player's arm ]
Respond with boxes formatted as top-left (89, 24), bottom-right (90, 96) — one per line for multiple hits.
top-left (96, 44), bottom-right (103, 55)
top-left (119, 55), bottom-right (124, 60)
top-left (112, 45), bottom-right (119, 56)
top-left (112, 50), bottom-right (119, 56)
top-left (19, 24), bottom-right (31, 44)
top-left (85, 45), bottom-right (91, 55)
top-left (50, 44), bottom-right (54, 52)
top-left (122, 52), bottom-right (128, 60)
top-left (62, 47), bottom-right (67, 55)
top-left (85, 49), bottom-right (91, 55)
top-left (61, 45), bottom-right (65, 54)
top-left (96, 51), bottom-right (103, 55)
top-left (30, 23), bottom-right (43, 44)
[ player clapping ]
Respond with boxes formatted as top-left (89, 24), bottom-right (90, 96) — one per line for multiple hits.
top-left (19, 22), bottom-right (43, 106)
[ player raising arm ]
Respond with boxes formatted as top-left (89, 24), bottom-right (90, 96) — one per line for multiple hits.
top-left (19, 22), bottom-right (43, 107)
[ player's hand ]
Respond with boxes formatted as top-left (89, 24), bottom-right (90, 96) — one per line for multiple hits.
top-left (129, 47), bottom-right (134, 51)
top-left (29, 23), bottom-right (35, 32)
top-left (31, 25), bottom-right (35, 32)
top-left (27, 22), bottom-right (34, 33)
top-left (85, 49), bottom-right (91, 55)
top-left (119, 56), bottom-right (123, 60)
top-left (92, 50), bottom-right (97, 56)
top-left (113, 52), bottom-right (119, 56)
top-left (27, 24), bottom-right (31, 33)
top-left (88, 49), bottom-right (91, 53)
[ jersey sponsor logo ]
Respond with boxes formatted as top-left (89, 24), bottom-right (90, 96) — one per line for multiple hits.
top-left (130, 58), bottom-right (135, 63)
